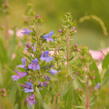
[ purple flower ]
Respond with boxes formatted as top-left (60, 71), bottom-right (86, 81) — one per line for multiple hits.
top-left (28, 58), bottom-right (40, 70)
top-left (89, 50), bottom-right (104, 61)
top-left (102, 48), bottom-right (109, 55)
top-left (44, 75), bottom-right (50, 81)
top-left (95, 83), bottom-right (101, 90)
top-left (20, 82), bottom-right (34, 93)
top-left (22, 28), bottom-right (32, 35)
top-left (58, 29), bottom-right (63, 33)
top-left (40, 51), bottom-right (53, 62)
top-left (43, 81), bottom-right (49, 87)
top-left (72, 27), bottom-right (77, 32)
top-left (49, 69), bottom-right (58, 75)
top-left (38, 81), bottom-right (49, 87)
top-left (26, 94), bottom-right (36, 106)
top-left (26, 43), bottom-right (32, 49)
top-left (42, 31), bottom-right (54, 42)
top-left (16, 29), bottom-right (24, 38)
top-left (12, 71), bottom-right (27, 81)
top-left (38, 82), bottom-right (43, 87)
top-left (17, 58), bottom-right (26, 68)
top-left (32, 43), bottom-right (36, 52)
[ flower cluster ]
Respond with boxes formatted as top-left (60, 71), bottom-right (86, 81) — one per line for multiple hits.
top-left (12, 29), bottom-right (58, 106)
top-left (12, 71), bottom-right (27, 81)
top-left (42, 31), bottom-right (54, 42)
top-left (10, 13), bottom-right (109, 109)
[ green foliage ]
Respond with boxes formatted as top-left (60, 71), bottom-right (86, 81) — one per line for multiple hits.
top-left (102, 54), bottom-right (109, 69)
top-left (0, 7), bottom-right (109, 109)
top-left (0, 38), bottom-right (8, 65)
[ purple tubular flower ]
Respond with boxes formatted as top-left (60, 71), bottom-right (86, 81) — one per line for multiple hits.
top-left (43, 81), bottom-right (49, 87)
top-left (42, 31), bottom-right (54, 42)
top-left (89, 50), bottom-right (104, 61)
top-left (22, 28), bottom-right (32, 35)
top-left (21, 82), bottom-right (34, 93)
top-left (32, 43), bottom-right (36, 52)
top-left (38, 82), bottom-right (43, 87)
top-left (26, 94), bottom-right (36, 106)
top-left (49, 69), bottom-right (58, 75)
top-left (12, 75), bottom-right (20, 80)
top-left (44, 75), bottom-right (50, 81)
top-left (26, 43), bottom-right (32, 49)
top-left (40, 51), bottom-right (53, 62)
top-left (95, 83), bottom-right (101, 90)
top-left (38, 81), bottom-right (49, 87)
top-left (28, 58), bottom-right (40, 71)
top-left (58, 29), bottom-right (63, 33)
top-left (12, 71), bottom-right (27, 81)
top-left (17, 58), bottom-right (26, 68)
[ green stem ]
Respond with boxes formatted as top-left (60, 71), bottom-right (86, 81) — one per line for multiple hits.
top-left (66, 32), bottom-right (71, 74)
top-left (85, 81), bottom-right (90, 109)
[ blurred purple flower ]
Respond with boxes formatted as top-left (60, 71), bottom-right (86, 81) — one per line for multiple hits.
top-left (8, 29), bottom-right (14, 36)
top-left (71, 27), bottom-right (77, 33)
top-left (28, 58), bottom-right (40, 70)
top-left (26, 43), bottom-right (32, 49)
top-left (89, 48), bottom-right (109, 61)
top-left (58, 29), bottom-right (63, 33)
top-left (38, 81), bottom-right (49, 87)
top-left (42, 31), bottom-right (54, 42)
top-left (16, 29), bottom-right (24, 38)
top-left (21, 82), bottom-right (34, 93)
top-left (89, 50), bottom-right (104, 61)
top-left (12, 71), bottom-right (27, 81)
top-left (101, 48), bottom-right (109, 55)
top-left (26, 94), bottom-right (36, 106)
top-left (44, 75), bottom-right (50, 81)
top-left (95, 83), bottom-right (101, 90)
top-left (38, 82), bottom-right (43, 87)
top-left (22, 28), bottom-right (32, 35)
top-left (49, 69), bottom-right (58, 75)
top-left (17, 58), bottom-right (26, 68)
top-left (40, 51), bottom-right (53, 62)
top-left (43, 81), bottom-right (49, 87)
top-left (32, 43), bottom-right (36, 52)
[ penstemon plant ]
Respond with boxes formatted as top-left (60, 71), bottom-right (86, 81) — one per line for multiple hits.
top-left (11, 10), bottom-right (109, 109)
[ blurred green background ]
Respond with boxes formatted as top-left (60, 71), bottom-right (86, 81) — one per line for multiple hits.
top-left (0, 0), bottom-right (109, 49)
top-left (0, 0), bottom-right (109, 109)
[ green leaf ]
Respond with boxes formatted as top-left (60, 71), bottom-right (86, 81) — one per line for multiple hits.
top-left (0, 38), bottom-right (8, 65)
top-left (102, 54), bottom-right (109, 69)
top-left (90, 61), bottom-right (101, 85)
top-left (102, 69), bottom-right (109, 85)
top-left (35, 87), bottom-right (51, 109)
top-left (62, 82), bottom-right (81, 109)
